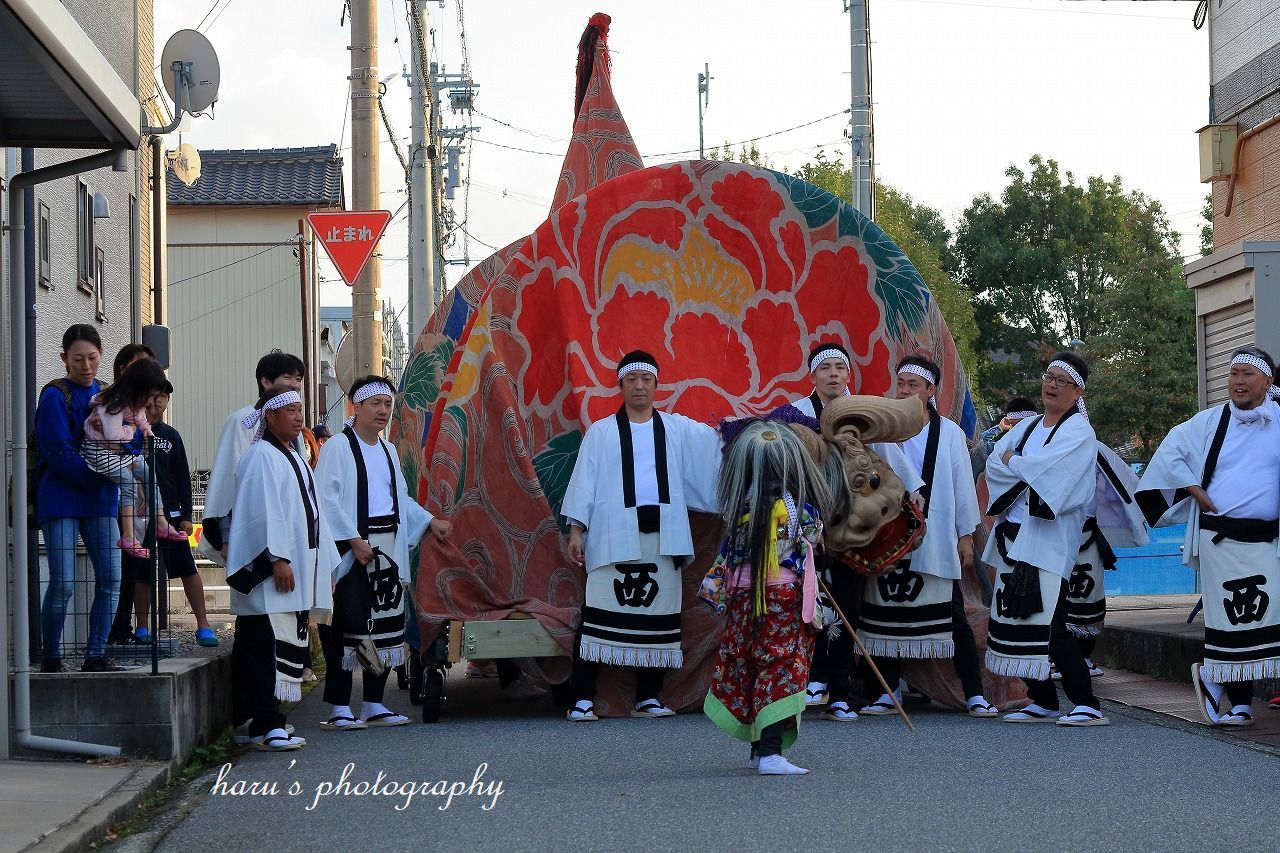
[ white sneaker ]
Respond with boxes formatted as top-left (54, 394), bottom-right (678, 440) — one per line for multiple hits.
top-left (757, 754), bottom-right (808, 775)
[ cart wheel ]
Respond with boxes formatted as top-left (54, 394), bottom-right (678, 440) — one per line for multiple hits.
top-left (408, 656), bottom-right (424, 706)
top-left (422, 667), bottom-right (445, 724)
top-left (394, 663), bottom-right (409, 691)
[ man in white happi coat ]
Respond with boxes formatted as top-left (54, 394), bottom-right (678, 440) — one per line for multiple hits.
top-left (982, 351), bottom-right (1105, 726)
top-left (203, 351), bottom-right (308, 561)
top-left (561, 350), bottom-right (721, 721)
top-left (858, 355), bottom-right (995, 719)
top-left (226, 385), bottom-right (338, 751)
top-left (1138, 346), bottom-right (1280, 728)
top-left (1054, 441), bottom-right (1147, 678)
top-left (315, 375), bottom-right (452, 730)
top-left (790, 342), bottom-right (924, 720)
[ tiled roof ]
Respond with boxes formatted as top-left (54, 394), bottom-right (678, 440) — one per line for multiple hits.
top-left (167, 145), bottom-right (344, 207)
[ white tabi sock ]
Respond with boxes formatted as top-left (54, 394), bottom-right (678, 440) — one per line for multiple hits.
top-left (361, 702), bottom-right (390, 720)
top-left (330, 704), bottom-right (353, 721)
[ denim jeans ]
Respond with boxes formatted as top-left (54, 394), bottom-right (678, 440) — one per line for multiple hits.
top-left (40, 517), bottom-right (120, 659)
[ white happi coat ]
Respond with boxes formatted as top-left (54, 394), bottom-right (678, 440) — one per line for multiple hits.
top-left (205, 404), bottom-right (308, 522)
top-left (315, 428), bottom-right (434, 584)
top-left (981, 411), bottom-right (1097, 580)
top-left (226, 435), bottom-right (339, 616)
top-left (790, 393), bottom-right (925, 493)
top-left (562, 410), bottom-right (720, 573)
top-left (902, 410), bottom-right (982, 580)
top-left (1137, 401), bottom-right (1280, 568)
top-left (1094, 441), bottom-right (1147, 549)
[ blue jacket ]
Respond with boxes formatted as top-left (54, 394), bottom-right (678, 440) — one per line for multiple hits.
top-left (34, 378), bottom-right (118, 522)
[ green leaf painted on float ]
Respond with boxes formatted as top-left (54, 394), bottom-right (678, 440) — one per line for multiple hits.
top-left (532, 429), bottom-right (583, 532)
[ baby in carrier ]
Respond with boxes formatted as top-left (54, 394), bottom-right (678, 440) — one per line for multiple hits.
top-left (80, 358), bottom-right (187, 558)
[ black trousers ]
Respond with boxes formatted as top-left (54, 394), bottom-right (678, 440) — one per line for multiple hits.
top-left (231, 614), bottom-right (286, 736)
top-left (570, 629), bottom-right (665, 703)
top-left (319, 623), bottom-right (389, 706)
top-left (1225, 681), bottom-right (1255, 706)
top-left (1024, 581), bottom-right (1099, 711)
top-left (752, 720), bottom-right (791, 757)
top-left (809, 560), bottom-right (863, 703)
top-left (871, 580), bottom-right (985, 700)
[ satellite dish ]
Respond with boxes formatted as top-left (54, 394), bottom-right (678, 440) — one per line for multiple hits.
top-left (159, 29), bottom-right (221, 113)
top-left (334, 330), bottom-right (356, 392)
top-left (168, 143), bottom-right (202, 186)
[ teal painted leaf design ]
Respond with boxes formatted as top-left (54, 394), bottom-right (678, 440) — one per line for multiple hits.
top-left (444, 404), bottom-right (468, 505)
top-left (770, 169), bottom-right (841, 229)
top-left (533, 430), bottom-right (583, 533)
top-left (401, 339), bottom-right (456, 412)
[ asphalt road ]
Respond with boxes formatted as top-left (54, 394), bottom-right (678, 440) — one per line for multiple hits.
top-left (149, 670), bottom-right (1279, 853)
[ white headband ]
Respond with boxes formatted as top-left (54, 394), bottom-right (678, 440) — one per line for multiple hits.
top-left (345, 381), bottom-right (395, 427)
top-left (897, 363), bottom-right (938, 385)
top-left (810, 348), bottom-right (850, 373)
top-left (617, 361), bottom-right (658, 380)
top-left (1231, 352), bottom-right (1274, 378)
top-left (352, 381), bottom-right (394, 404)
top-left (241, 390), bottom-right (303, 441)
top-left (1047, 360), bottom-right (1088, 419)
top-left (1006, 410), bottom-right (1038, 420)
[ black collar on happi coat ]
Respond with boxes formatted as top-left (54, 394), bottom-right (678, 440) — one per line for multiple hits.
top-left (342, 426), bottom-right (401, 538)
top-left (987, 408), bottom-right (1078, 521)
top-left (917, 404), bottom-right (943, 515)
top-left (615, 407), bottom-right (670, 508)
top-left (264, 430), bottom-right (319, 549)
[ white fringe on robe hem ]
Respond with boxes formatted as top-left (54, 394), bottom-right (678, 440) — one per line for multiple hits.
top-left (1066, 623), bottom-right (1102, 638)
top-left (579, 642), bottom-right (684, 670)
top-left (275, 682), bottom-right (302, 703)
top-left (1202, 658), bottom-right (1280, 683)
top-left (861, 637), bottom-right (955, 659)
top-left (342, 644), bottom-right (407, 673)
top-left (985, 651), bottom-right (1051, 681)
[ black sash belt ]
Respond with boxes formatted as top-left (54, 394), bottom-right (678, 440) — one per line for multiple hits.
top-left (1199, 515), bottom-right (1280, 544)
top-left (637, 505), bottom-right (661, 534)
top-left (995, 521), bottom-right (1021, 563)
top-left (1080, 517), bottom-right (1117, 570)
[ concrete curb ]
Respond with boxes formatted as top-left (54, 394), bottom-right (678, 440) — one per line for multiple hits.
top-left (25, 764), bottom-right (170, 853)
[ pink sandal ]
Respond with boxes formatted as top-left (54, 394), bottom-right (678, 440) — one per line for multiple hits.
top-left (117, 538), bottom-right (150, 558)
top-left (158, 526), bottom-right (189, 542)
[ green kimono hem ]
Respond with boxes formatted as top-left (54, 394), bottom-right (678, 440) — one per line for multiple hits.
top-left (703, 690), bottom-right (804, 750)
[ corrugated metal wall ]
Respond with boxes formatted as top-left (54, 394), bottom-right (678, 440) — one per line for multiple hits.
top-left (167, 242), bottom-right (302, 470)
top-left (1203, 300), bottom-right (1255, 406)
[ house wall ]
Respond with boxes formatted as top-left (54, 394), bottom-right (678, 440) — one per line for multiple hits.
top-left (26, 0), bottom-right (152, 384)
top-left (166, 207), bottom-right (324, 469)
top-left (1210, 0), bottom-right (1280, 248)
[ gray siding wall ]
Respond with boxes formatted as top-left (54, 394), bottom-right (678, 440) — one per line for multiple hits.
top-left (1211, 0), bottom-right (1280, 128)
top-left (167, 244), bottom-right (305, 470)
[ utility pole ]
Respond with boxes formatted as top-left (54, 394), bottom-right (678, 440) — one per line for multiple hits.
top-left (697, 62), bottom-right (711, 159)
top-left (350, 0), bottom-right (383, 376)
top-left (406, 0), bottom-right (437, 339)
top-left (847, 0), bottom-right (874, 218)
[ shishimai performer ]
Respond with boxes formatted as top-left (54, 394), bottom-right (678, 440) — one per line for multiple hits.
top-left (561, 350), bottom-right (721, 721)
top-left (225, 384), bottom-right (338, 751)
top-left (1052, 441), bottom-right (1146, 679)
top-left (792, 342), bottom-right (923, 720)
top-left (315, 375), bottom-right (451, 730)
top-left (1138, 346), bottom-right (1280, 728)
top-left (700, 419), bottom-right (829, 775)
top-left (858, 355), bottom-right (994, 719)
top-left (982, 352), bottom-right (1106, 726)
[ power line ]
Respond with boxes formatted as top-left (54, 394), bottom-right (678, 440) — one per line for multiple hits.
top-left (203, 0), bottom-right (234, 33)
top-left (194, 0), bottom-right (224, 31)
top-left (896, 0), bottom-right (1184, 20)
top-left (168, 241), bottom-right (295, 287)
top-left (171, 266), bottom-right (300, 330)
top-left (469, 109), bottom-right (852, 160)
top-left (472, 110), bottom-right (567, 143)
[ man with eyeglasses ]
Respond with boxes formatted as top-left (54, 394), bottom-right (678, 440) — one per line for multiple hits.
top-left (1138, 345), bottom-right (1280, 729)
top-left (981, 351), bottom-right (1105, 726)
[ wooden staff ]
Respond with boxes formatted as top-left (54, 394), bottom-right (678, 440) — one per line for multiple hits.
top-left (818, 577), bottom-right (916, 733)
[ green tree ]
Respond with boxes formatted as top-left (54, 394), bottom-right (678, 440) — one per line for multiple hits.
top-left (953, 155), bottom-right (1196, 453)
top-left (1200, 192), bottom-right (1213, 256)
top-left (791, 152), bottom-right (980, 382)
top-left (707, 141), bottom-right (770, 167)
